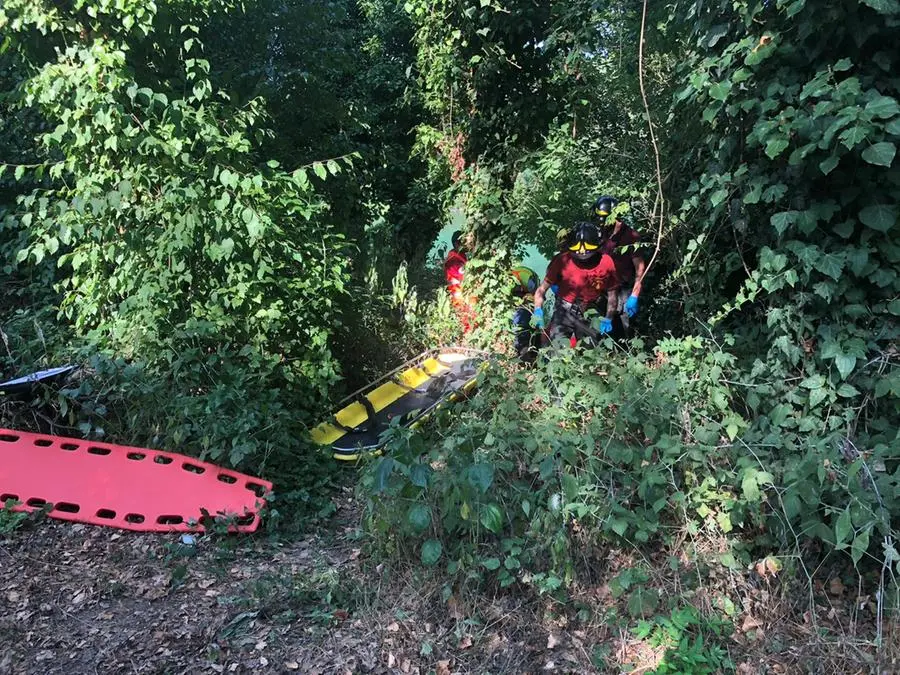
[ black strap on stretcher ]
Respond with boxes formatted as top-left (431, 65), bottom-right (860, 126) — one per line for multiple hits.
top-left (331, 394), bottom-right (379, 434)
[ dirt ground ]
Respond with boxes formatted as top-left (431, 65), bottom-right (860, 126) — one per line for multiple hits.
top-left (1, 491), bottom-right (896, 675)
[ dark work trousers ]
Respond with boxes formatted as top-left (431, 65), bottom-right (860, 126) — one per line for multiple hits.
top-left (549, 299), bottom-right (602, 347)
top-left (512, 306), bottom-right (540, 363)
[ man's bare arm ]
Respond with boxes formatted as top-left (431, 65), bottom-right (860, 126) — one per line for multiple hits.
top-left (534, 279), bottom-right (552, 311)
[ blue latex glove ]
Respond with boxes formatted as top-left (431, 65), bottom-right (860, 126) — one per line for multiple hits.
top-left (624, 295), bottom-right (639, 318)
top-left (599, 317), bottom-right (613, 334)
top-left (531, 307), bottom-right (545, 329)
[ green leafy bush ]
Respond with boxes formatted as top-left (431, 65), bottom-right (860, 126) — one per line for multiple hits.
top-left (0, 0), bottom-right (352, 472)
top-left (635, 605), bottom-right (734, 675)
top-left (363, 337), bottom-right (898, 585)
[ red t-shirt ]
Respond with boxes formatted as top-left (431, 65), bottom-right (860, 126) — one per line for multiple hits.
top-left (544, 252), bottom-right (620, 305)
top-left (601, 221), bottom-right (642, 282)
top-left (444, 249), bottom-right (467, 292)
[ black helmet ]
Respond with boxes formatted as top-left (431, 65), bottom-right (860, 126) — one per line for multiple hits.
top-left (451, 230), bottom-right (463, 250)
top-left (567, 222), bottom-right (602, 262)
top-left (591, 196), bottom-right (618, 221)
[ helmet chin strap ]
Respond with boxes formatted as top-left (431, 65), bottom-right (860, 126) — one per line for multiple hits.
top-left (572, 252), bottom-right (600, 266)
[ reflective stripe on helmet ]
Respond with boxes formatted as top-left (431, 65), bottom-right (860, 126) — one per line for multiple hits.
top-left (569, 241), bottom-right (599, 252)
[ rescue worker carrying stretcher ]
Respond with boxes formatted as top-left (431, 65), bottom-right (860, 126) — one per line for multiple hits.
top-left (531, 222), bottom-right (620, 346)
top-left (510, 266), bottom-right (540, 362)
top-left (591, 196), bottom-right (647, 338)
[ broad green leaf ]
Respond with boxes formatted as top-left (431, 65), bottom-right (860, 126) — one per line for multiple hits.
top-left (836, 383), bottom-right (860, 397)
top-left (873, 51), bottom-right (893, 71)
top-left (373, 457), bottom-right (394, 494)
top-left (725, 422), bottom-right (739, 440)
top-left (504, 556), bottom-right (521, 570)
top-left (809, 386), bottom-right (828, 408)
top-left (770, 210), bottom-right (797, 234)
top-left (716, 510), bottom-right (733, 533)
top-left (292, 168), bottom-right (309, 188)
top-left (832, 220), bottom-right (854, 238)
top-left (865, 95), bottom-right (900, 119)
top-left (731, 68), bottom-right (751, 83)
top-left (480, 503), bottom-right (503, 533)
top-left (709, 82), bottom-right (731, 101)
top-left (834, 508), bottom-right (852, 547)
top-left (246, 212), bottom-right (263, 238)
top-left (860, 0), bottom-right (900, 15)
top-left (467, 463), bottom-right (494, 492)
top-left (626, 587), bottom-right (659, 618)
top-left (610, 518), bottom-right (628, 536)
top-left (861, 142), bottom-right (896, 167)
top-left (834, 354), bottom-right (856, 380)
top-left (709, 188), bottom-right (728, 207)
top-left (14, 165), bottom-right (24, 181)
top-left (801, 374), bottom-right (825, 389)
top-left (859, 204), bottom-right (897, 232)
top-left (420, 539), bottom-right (442, 566)
top-left (832, 58), bottom-right (853, 72)
top-left (813, 253), bottom-right (844, 280)
top-left (819, 156), bottom-right (839, 175)
top-left (409, 463), bottom-right (430, 488)
top-left (481, 557), bottom-right (501, 570)
top-left (769, 403), bottom-right (792, 427)
top-left (313, 162), bottom-right (327, 180)
top-left (839, 125), bottom-right (869, 149)
top-left (765, 137), bottom-right (789, 159)
top-left (741, 473), bottom-right (760, 501)
top-left (851, 528), bottom-right (870, 566)
top-left (784, 0), bottom-right (806, 17)
top-left (407, 504), bottom-right (431, 534)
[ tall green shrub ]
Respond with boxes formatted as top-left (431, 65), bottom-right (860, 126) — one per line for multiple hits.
top-left (0, 0), bottom-right (351, 467)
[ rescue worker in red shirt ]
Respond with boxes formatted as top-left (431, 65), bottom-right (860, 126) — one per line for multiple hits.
top-left (591, 196), bottom-right (647, 336)
top-left (444, 230), bottom-right (475, 332)
top-left (531, 222), bottom-right (620, 345)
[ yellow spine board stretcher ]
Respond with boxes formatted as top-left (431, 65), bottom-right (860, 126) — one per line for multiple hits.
top-left (310, 348), bottom-right (485, 461)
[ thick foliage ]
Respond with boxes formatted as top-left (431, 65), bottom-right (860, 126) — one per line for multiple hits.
top-left (365, 341), bottom-right (898, 600)
top-left (364, 0), bottom-right (900, 591)
top-left (661, 0), bottom-right (900, 554)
